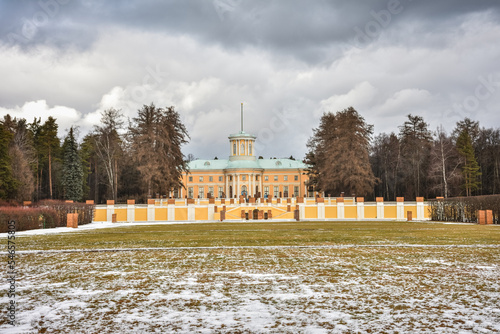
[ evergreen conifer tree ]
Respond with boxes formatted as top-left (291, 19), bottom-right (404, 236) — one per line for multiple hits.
top-left (62, 127), bottom-right (83, 201)
top-left (456, 130), bottom-right (481, 196)
top-left (0, 123), bottom-right (17, 199)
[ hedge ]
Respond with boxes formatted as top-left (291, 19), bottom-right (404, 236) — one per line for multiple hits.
top-left (0, 200), bottom-right (95, 233)
top-left (428, 195), bottom-right (500, 223)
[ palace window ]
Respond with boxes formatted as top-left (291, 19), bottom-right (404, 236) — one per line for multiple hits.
top-left (189, 176), bottom-right (193, 182)
top-left (274, 175), bottom-right (278, 181)
top-left (284, 175), bottom-right (288, 181)
top-left (294, 186), bottom-right (299, 197)
top-left (264, 176), bottom-right (269, 181)
top-left (242, 175), bottom-right (246, 181)
top-left (219, 176), bottom-right (223, 182)
top-left (256, 175), bottom-right (259, 181)
top-left (264, 186), bottom-right (269, 196)
top-left (208, 187), bottom-right (214, 197)
top-left (241, 143), bottom-right (245, 154)
top-left (209, 176), bottom-right (213, 182)
top-left (188, 187), bottom-right (194, 198)
top-left (233, 143), bottom-right (236, 155)
top-left (284, 186), bottom-right (289, 197)
top-left (249, 143), bottom-right (252, 155)
top-left (198, 187), bottom-right (204, 198)
top-left (294, 175), bottom-right (298, 181)
top-left (218, 186), bottom-right (224, 198)
top-left (199, 176), bottom-right (203, 182)
top-left (229, 176), bottom-right (233, 181)
top-left (274, 186), bottom-right (279, 198)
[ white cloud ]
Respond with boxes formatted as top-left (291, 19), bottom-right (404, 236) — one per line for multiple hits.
top-left (0, 100), bottom-right (83, 138)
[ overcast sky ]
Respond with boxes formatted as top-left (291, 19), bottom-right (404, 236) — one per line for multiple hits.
top-left (1, 0), bottom-right (500, 160)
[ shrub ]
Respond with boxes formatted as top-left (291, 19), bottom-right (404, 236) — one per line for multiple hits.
top-left (0, 200), bottom-right (95, 233)
top-left (0, 199), bottom-right (20, 207)
top-left (0, 207), bottom-right (60, 233)
top-left (34, 200), bottom-right (94, 227)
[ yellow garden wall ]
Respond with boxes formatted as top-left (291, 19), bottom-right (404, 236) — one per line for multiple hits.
top-left (345, 206), bottom-right (357, 219)
top-left (135, 208), bottom-right (147, 221)
top-left (155, 208), bottom-right (168, 221)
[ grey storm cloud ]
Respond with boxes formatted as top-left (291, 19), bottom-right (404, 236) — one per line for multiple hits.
top-left (2, 0), bottom-right (500, 62)
top-left (1, 0), bottom-right (500, 160)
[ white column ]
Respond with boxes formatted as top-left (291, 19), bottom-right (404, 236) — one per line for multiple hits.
top-left (377, 200), bottom-right (384, 219)
top-left (250, 173), bottom-right (254, 197)
top-left (107, 203), bottom-right (114, 222)
top-left (357, 201), bottom-right (364, 220)
top-left (236, 173), bottom-right (240, 197)
top-left (147, 202), bottom-right (155, 221)
top-left (299, 202), bottom-right (305, 220)
top-left (208, 203), bottom-right (215, 220)
top-left (417, 200), bottom-right (425, 220)
top-left (225, 173), bottom-right (229, 198)
top-left (260, 173), bottom-right (263, 197)
top-left (317, 202), bottom-right (325, 220)
top-left (397, 200), bottom-right (405, 221)
top-left (187, 204), bottom-right (195, 221)
top-left (232, 174), bottom-right (235, 198)
top-left (167, 203), bottom-right (175, 221)
top-left (337, 202), bottom-right (344, 219)
top-left (127, 203), bottom-right (134, 222)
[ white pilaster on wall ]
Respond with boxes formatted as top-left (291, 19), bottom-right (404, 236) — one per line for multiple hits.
top-left (396, 200), bottom-right (405, 221)
top-left (317, 202), bottom-right (325, 219)
top-left (147, 202), bottom-right (155, 221)
top-left (187, 204), bottom-right (195, 221)
top-left (107, 204), bottom-right (114, 222)
top-left (208, 204), bottom-right (215, 220)
top-left (299, 203), bottom-right (305, 220)
top-left (337, 202), bottom-right (345, 219)
top-left (167, 204), bottom-right (175, 221)
top-left (417, 199), bottom-right (425, 220)
top-left (356, 202), bottom-right (364, 220)
top-left (376, 200), bottom-right (384, 219)
top-left (127, 204), bottom-right (134, 222)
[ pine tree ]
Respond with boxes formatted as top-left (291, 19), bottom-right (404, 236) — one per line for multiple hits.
top-left (62, 127), bottom-right (83, 201)
top-left (129, 103), bottom-right (189, 198)
top-left (456, 130), bottom-right (481, 196)
top-left (39, 117), bottom-right (60, 199)
top-left (0, 123), bottom-right (17, 199)
top-left (306, 106), bottom-right (378, 196)
top-left (398, 114), bottom-right (432, 199)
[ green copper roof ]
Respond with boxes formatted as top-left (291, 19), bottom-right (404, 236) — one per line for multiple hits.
top-left (187, 158), bottom-right (309, 171)
top-left (228, 131), bottom-right (256, 139)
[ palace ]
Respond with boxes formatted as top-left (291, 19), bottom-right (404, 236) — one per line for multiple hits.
top-left (178, 104), bottom-right (310, 199)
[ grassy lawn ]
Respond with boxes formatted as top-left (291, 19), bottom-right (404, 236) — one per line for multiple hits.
top-left (2, 221), bottom-right (499, 333)
top-left (9, 220), bottom-right (500, 251)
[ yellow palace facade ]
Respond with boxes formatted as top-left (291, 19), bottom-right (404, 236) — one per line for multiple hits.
top-left (178, 108), bottom-right (310, 199)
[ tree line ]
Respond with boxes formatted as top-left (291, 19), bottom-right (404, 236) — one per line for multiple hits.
top-left (1, 104), bottom-right (498, 203)
top-left (0, 104), bottom-right (189, 203)
top-left (306, 107), bottom-right (498, 200)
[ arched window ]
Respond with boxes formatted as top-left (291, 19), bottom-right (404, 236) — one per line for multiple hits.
top-left (241, 143), bottom-right (245, 154)
top-left (249, 142), bottom-right (252, 155)
top-left (233, 143), bottom-right (236, 155)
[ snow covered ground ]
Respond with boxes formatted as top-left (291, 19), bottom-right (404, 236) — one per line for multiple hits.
top-left (2, 245), bottom-right (499, 333)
